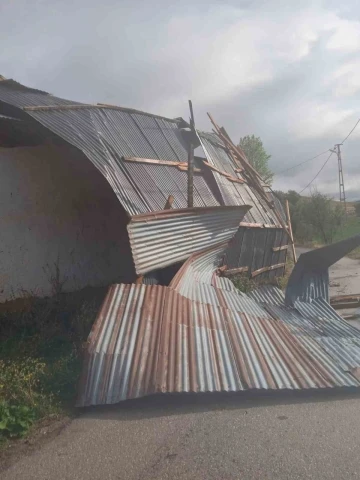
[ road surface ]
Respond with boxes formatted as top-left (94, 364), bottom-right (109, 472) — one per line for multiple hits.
top-left (3, 250), bottom-right (360, 480)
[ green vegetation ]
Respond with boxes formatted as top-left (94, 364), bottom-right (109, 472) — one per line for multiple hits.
top-left (333, 216), bottom-right (360, 259)
top-left (275, 189), bottom-right (360, 258)
top-left (232, 274), bottom-right (256, 293)
top-left (0, 288), bottom-right (104, 443)
top-left (238, 135), bottom-right (273, 184)
top-left (275, 189), bottom-right (345, 244)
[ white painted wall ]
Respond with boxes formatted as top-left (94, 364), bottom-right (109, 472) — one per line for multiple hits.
top-left (0, 144), bottom-right (135, 302)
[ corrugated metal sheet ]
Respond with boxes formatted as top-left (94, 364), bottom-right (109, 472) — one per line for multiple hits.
top-left (224, 227), bottom-right (286, 279)
top-left (78, 235), bottom-right (360, 406)
top-left (0, 79), bottom-right (196, 217)
top-left (286, 235), bottom-right (360, 306)
top-left (248, 285), bottom-right (285, 305)
top-left (78, 279), bottom-right (360, 406)
top-left (127, 205), bottom-right (250, 274)
top-left (0, 79), bottom-right (77, 108)
top-left (120, 161), bottom-right (219, 211)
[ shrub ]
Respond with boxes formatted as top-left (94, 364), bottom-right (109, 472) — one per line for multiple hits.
top-left (0, 288), bottom-right (103, 442)
top-left (0, 401), bottom-right (35, 438)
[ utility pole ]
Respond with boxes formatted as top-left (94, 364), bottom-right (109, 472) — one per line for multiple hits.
top-left (330, 143), bottom-right (347, 215)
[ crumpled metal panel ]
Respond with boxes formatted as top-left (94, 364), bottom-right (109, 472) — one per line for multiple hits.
top-left (286, 235), bottom-right (360, 306)
top-left (78, 231), bottom-right (360, 406)
top-left (127, 205), bottom-right (251, 275)
top-left (78, 281), bottom-right (360, 406)
top-left (248, 285), bottom-right (285, 306)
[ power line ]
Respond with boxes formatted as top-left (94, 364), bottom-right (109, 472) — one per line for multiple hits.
top-left (275, 150), bottom-right (330, 175)
top-left (298, 151), bottom-right (334, 194)
top-left (341, 118), bottom-right (360, 144)
top-left (296, 118), bottom-right (359, 194)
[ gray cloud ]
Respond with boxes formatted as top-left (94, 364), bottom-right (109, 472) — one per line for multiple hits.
top-left (1, 0), bottom-right (360, 199)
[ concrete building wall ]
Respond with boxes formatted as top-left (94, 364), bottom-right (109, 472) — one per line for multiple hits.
top-left (0, 144), bottom-right (135, 302)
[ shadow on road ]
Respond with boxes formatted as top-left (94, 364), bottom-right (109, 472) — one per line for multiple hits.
top-left (79, 387), bottom-right (360, 422)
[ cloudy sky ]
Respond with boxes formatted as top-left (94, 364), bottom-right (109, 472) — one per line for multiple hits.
top-left (1, 0), bottom-right (360, 198)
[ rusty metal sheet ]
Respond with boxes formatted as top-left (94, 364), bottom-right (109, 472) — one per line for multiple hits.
top-left (127, 205), bottom-right (251, 275)
top-left (78, 280), bottom-right (360, 406)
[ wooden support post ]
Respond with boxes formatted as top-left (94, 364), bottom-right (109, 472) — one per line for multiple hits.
top-left (187, 100), bottom-right (195, 208)
top-left (164, 195), bottom-right (174, 210)
top-left (285, 200), bottom-right (297, 263)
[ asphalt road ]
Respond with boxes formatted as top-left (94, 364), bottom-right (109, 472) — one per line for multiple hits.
top-left (3, 250), bottom-right (360, 480)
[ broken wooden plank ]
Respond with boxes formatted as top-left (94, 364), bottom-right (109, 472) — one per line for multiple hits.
top-left (123, 156), bottom-right (180, 167)
top-left (330, 294), bottom-right (360, 310)
top-left (202, 161), bottom-right (245, 183)
top-left (222, 266), bottom-right (249, 277)
top-left (239, 222), bottom-right (264, 228)
top-left (251, 263), bottom-right (285, 278)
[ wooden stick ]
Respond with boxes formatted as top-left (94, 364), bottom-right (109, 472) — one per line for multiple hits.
top-left (251, 263), bottom-right (285, 278)
top-left (285, 200), bottom-right (297, 263)
top-left (222, 266), bottom-right (249, 277)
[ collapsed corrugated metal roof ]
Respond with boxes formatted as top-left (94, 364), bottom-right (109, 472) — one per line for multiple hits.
top-left (2, 77), bottom-right (359, 408)
top-left (78, 235), bottom-right (360, 407)
top-left (0, 76), bottom-right (290, 280)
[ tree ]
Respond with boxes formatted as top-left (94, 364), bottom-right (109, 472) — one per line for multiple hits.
top-left (238, 135), bottom-right (273, 184)
top-left (300, 189), bottom-right (343, 244)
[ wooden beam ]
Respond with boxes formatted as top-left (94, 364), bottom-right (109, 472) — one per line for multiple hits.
top-left (239, 222), bottom-right (264, 228)
top-left (136, 275), bottom-right (144, 284)
top-left (251, 263), bottom-right (285, 278)
top-left (222, 266), bottom-right (249, 277)
top-left (123, 156), bottom-right (201, 172)
top-left (330, 294), bottom-right (360, 310)
top-left (123, 156), bottom-right (180, 166)
top-left (272, 245), bottom-right (288, 252)
top-left (202, 161), bottom-right (245, 183)
top-left (238, 222), bottom-right (282, 229)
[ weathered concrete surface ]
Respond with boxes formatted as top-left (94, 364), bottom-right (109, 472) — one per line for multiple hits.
top-left (2, 248), bottom-right (360, 480)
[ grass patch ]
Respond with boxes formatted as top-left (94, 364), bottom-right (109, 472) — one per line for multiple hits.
top-left (333, 216), bottom-right (360, 242)
top-left (0, 288), bottom-right (105, 443)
